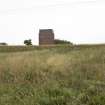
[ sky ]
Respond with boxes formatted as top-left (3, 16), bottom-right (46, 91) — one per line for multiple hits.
top-left (0, 0), bottom-right (105, 45)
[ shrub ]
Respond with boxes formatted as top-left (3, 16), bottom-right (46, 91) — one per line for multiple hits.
top-left (54, 39), bottom-right (73, 45)
top-left (24, 39), bottom-right (32, 46)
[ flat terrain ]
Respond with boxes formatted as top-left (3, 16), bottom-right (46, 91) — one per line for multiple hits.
top-left (0, 45), bottom-right (105, 105)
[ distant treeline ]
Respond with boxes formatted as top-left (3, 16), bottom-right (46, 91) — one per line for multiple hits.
top-left (0, 43), bottom-right (8, 46)
top-left (54, 39), bottom-right (73, 45)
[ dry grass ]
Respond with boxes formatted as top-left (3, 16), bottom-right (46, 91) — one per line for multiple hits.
top-left (0, 45), bottom-right (105, 105)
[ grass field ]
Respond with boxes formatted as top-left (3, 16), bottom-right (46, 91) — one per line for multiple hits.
top-left (0, 45), bottom-right (105, 105)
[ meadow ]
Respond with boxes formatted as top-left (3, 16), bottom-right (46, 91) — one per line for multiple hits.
top-left (0, 45), bottom-right (105, 105)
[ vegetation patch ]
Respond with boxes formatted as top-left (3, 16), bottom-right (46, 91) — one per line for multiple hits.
top-left (0, 45), bottom-right (105, 104)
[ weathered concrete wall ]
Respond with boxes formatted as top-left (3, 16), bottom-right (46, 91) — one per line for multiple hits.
top-left (39, 29), bottom-right (55, 45)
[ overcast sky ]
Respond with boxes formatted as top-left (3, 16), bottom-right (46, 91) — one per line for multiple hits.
top-left (0, 0), bottom-right (105, 45)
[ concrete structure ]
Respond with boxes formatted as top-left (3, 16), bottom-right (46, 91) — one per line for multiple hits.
top-left (39, 29), bottom-right (55, 45)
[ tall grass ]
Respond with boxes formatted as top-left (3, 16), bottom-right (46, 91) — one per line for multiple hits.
top-left (0, 45), bottom-right (105, 105)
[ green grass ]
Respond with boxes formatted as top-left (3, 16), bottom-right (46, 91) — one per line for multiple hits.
top-left (0, 45), bottom-right (105, 105)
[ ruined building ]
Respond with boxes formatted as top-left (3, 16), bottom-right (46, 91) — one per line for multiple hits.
top-left (39, 29), bottom-right (55, 45)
